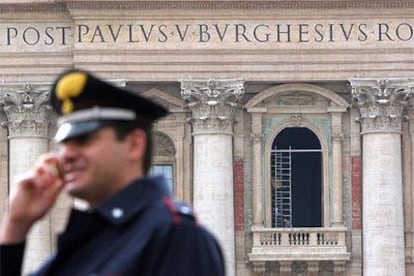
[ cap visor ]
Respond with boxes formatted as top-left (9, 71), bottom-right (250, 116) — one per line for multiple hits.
top-left (54, 121), bottom-right (111, 142)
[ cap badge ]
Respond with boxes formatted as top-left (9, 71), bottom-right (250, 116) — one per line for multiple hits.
top-left (56, 72), bottom-right (87, 114)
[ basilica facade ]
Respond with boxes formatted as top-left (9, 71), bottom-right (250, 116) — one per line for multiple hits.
top-left (0, 1), bottom-right (413, 275)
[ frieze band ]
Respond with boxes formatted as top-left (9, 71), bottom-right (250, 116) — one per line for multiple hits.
top-left (2, 22), bottom-right (412, 48)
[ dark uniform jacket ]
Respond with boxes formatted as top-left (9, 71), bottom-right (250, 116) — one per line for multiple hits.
top-left (0, 176), bottom-right (225, 276)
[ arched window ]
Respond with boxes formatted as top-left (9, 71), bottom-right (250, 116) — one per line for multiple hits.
top-left (271, 127), bottom-right (322, 227)
top-left (150, 131), bottom-right (176, 194)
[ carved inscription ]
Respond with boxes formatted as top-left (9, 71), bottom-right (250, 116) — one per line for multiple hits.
top-left (0, 20), bottom-right (412, 50)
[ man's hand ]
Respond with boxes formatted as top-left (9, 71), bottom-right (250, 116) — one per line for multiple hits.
top-left (0, 153), bottom-right (64, 244)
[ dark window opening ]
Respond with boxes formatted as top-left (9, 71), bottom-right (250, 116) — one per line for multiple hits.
top-left (271, 127), bottom-right (322, 227)
top-left (150, 164), bottom-right (174, 194)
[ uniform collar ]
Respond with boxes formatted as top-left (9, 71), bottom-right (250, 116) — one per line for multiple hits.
top-left (93, 175), bottom-right (170, 225)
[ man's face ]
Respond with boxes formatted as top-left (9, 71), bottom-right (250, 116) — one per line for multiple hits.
top-left (57, 126), bottom-right (132, 206)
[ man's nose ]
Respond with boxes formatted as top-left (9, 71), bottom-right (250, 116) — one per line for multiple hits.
top-left (58, 142), bottom-right (79, 160)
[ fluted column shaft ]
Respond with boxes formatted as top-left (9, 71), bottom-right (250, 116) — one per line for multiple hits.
top-left (181, 78), bottom-right (244, 276)
top-left (351, 78), bottom-right (414, 276)
top-left (0, 84), bottom-right (52, 273)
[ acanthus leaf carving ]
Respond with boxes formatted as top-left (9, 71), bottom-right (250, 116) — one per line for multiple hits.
top-left (180, 77), bottom-right (244, 133)
top-left (350, 78), bottom-right (414, 133)
top-left (0, 84), bottom-right (52, 137)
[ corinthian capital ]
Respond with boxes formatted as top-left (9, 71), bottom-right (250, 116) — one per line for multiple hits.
top-left (0, 83), bottom-right (52, 137)
top-left (180, 78), bottom-right (244, 133)
top-left (350, 78), bottom-right (414, 133)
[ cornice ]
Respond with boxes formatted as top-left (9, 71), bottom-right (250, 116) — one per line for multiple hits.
top-left (0, 3), bottom-right (67, 13)
top-left (65, 1), bottom-right (414, 10)
top-left (0, 1), bottom-right (412, 13)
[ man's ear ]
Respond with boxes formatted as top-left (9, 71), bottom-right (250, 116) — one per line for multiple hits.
top-left (126, 128), bottom-right (147, 161)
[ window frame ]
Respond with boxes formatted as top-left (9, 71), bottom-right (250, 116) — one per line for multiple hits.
top-left (150, 163), bottom-right (175, 194)
top-left (264, 122), bottom-right (329, 228)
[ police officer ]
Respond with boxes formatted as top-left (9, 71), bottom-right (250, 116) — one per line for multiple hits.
top-left (0, 69), bottom-right (225, 276)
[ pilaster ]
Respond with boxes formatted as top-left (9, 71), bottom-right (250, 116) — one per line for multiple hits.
top-left (409, 109), bottom-right (414, 263)
top-left (0, 111), bottom-right (7, 221)
top-left (247, 108), bottom-right (266, 229)
top-left (331, 110), bottom-right (344, 227)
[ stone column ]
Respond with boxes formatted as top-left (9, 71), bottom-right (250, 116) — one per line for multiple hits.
top-left (0, 84), bottom-right (52, 273)
top-left (0, 111), bottom-right (8, 220)
top-left (351, 78), bottom-right (414, 276)
top-left (181, 78), bottom-right (244, 276)
top-left (408, 110), bottom-right (414, 262)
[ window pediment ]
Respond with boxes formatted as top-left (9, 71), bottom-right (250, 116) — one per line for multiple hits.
top-left (143, 88), bottom-right (185, 112)
top-left (245, 83), bottom-right (349, 111)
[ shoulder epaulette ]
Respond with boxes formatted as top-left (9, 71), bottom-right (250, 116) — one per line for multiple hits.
top-left (162, 196), bottom-right (196, 225)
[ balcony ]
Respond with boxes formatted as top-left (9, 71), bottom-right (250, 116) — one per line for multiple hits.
top-left (248, 227), bottom-right (351, 274)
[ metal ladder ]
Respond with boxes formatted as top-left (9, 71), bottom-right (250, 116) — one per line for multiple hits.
top-left (271, 147), bottom-right (292, 228)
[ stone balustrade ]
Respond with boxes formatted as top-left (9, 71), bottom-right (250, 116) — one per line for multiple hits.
top-left (249, 227), bottom-right (350, 261)
top-left (248, 227), bottom-right (350, 275)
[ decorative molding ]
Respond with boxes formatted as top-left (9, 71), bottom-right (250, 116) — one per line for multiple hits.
top-left (250, 133), bottom-right (263, 143)
top-left (278, 92), bottom-right (315, 106)
top-left (279, 261), bottom-right (292, 272)
top-left (319, 261), bottom-right (334, 273)
top-left (333, 261), bottom-right (347, 273)
top-left (307, 261), bottom-right (320, 273)
top-left (290, 113), bottom-right (303, 126)
top-left (153, 131), bottom-right (176, 156)
top-left (2, 1), bottom-right (412, 13)
top-left (66, 1), bottom-right (414, 11)
top-left (143, 88), bottom-right (185, 111)
top-left (0, 3), bottom-right (67, 13)
top-left (0, 84), bottom-right (52, 137)
top-left (331, 132), bottom-right (344, 142)
top-left (292, 261), bottom-right (307, 273)
top-left (145, 96), bottom-right (171, 113)
top-left (245, 83), bottom-right (349, 110)
top-left (350, 78), bottom-right (414, 134)
top-left (250, 259), bottom-right (348, 274)
top-left (180, 77), bottom-right (244, 133)
top-left (252, 261), bottom-right (266, 276)
top-left (192, 117), bottom-right (233, 134)
top-left (6, 120), bottom-right (49, 138)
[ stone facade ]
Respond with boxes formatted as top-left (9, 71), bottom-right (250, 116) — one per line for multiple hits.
top-left (0, 1), bottom-right (413, 275)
